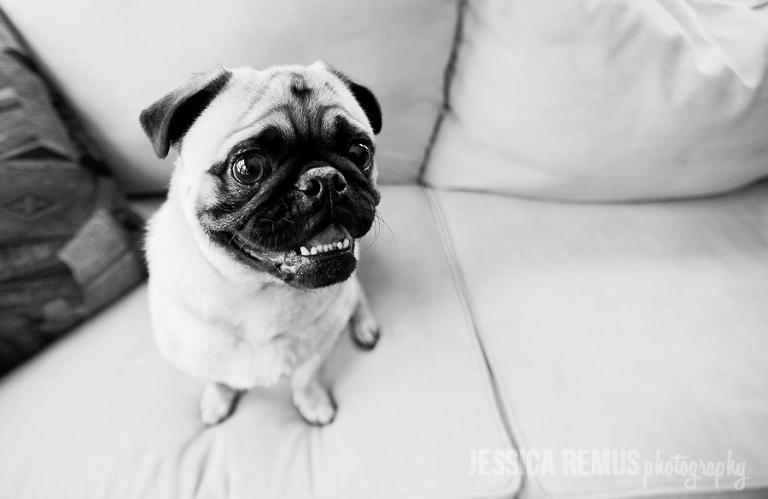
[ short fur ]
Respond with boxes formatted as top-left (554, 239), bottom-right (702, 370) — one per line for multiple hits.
top-left (141, 62), bottom-right (382, 425)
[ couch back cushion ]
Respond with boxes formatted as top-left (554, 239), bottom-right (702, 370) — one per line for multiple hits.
top-left (423, 0), bottom-right (768, 201)
top-left (1, 0), bottom-right (459, 194)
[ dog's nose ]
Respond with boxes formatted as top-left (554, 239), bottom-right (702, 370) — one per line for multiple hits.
top-left (297, 166), bottom-right (347, 199)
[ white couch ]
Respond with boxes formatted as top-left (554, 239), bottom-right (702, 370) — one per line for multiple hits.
top-left (1, 1), bottom-right (767, 498)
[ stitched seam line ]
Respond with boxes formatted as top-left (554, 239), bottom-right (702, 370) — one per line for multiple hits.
top-left (424, 185), bottom-right (525, 499)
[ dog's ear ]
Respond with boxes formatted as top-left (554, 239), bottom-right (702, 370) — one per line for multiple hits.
top-left (140, 65), bottom-right (233, 159)
top-left (326, 65), bottom-right (382, 135)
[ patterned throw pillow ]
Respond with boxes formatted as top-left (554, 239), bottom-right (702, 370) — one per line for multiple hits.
top-left (0, 11), bottom-right (145, 376)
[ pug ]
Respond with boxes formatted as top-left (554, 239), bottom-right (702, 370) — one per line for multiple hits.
top-left (139, 62), bottom-right (382, 426)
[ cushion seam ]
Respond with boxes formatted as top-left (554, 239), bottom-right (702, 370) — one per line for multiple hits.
top-left (423, 185), bottom-right (524, 499)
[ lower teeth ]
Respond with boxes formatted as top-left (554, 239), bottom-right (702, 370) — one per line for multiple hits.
top-left (298, 238), bottom-right (351, 256)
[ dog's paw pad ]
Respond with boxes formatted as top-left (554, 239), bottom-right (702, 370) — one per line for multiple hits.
top-left (200, 385), bottom-right (238, 426)
top-left (352, 324), bottom-right (380, 351)
top-left (294, 390), bottom-right (337, 426)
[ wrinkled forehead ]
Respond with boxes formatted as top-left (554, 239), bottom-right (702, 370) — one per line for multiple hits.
top-left (181, 65), bottom-right (371, 168)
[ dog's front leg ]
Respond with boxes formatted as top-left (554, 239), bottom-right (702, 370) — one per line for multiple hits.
top-left (291, 355), bottom-right (336, 426)
top-left (291, 326), bottom-right (345, 426)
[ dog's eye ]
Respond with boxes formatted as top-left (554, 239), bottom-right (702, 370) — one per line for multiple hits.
top-left (346, 142), bottom-right (371, 168)
top-left (232, 154), bottom-right (269, 184)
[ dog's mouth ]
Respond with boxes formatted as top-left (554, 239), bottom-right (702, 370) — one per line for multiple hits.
top-left (228, 223), bottom-right (358, 288)
top-left (231, 223), bottom-right (355, 266)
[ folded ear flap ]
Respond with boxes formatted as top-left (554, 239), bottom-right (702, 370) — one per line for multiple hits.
top-left (327, 66), bottom-right (382, 135)
top-left (139, 65), bottom-right (233, 159)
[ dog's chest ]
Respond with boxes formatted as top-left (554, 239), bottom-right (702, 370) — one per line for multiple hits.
top-left (220, 279), bottom-right (357, 344)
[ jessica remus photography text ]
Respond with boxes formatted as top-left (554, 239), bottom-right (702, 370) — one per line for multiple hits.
top-left (467, 449), bottom-right (749, 491)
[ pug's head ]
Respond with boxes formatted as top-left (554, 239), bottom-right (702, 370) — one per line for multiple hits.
top-left (140, 62), bottom-right (382, 289)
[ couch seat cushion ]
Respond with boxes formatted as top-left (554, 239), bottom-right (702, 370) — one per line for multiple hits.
top-left (430, 182), bottom-right (768, 498)
top-left (0, 185), bottom-right (519, 499)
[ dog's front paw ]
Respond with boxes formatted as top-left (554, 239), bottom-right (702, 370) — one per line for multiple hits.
top-left (352, 322), bottom-right (380, 350)
top-left (200, 383), bottom-right (240, 426)
top-left (293, 384), bottom-right (337, 426)
top-left (350, 310), bottom-right (380, 351)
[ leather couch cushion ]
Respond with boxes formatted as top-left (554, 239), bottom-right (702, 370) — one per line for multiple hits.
top-left (430, 182), bottom-right (768, 498)
top-left (0, 0), bottom-right (459, 193)
top-left (0, 186), bottom-right (519, 499)
top-left (424, 0), bottom-right (768, 201)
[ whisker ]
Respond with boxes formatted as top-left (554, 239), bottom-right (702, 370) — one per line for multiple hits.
top-left (372, 212), bottom-right (397, 252)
